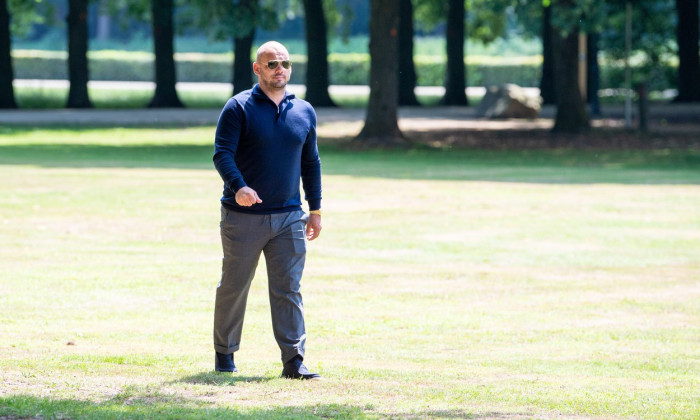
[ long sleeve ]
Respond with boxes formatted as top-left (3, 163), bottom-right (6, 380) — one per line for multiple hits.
top-left (215, 86), bottom-right (320, 214)
top-left (213, 99), bottom-right (247, 193)
top-left (300, 111), bottom-right (322, 211)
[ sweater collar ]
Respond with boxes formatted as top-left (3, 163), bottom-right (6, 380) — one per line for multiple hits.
top-left (252, 84), bottom-right (295, 105)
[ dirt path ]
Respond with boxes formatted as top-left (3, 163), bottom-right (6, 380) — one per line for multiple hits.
top-left (0, 103), bottom-right (697, 139)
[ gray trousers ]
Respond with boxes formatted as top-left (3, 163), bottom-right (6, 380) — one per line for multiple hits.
top-left (213, 207), bottom-right (308, 363)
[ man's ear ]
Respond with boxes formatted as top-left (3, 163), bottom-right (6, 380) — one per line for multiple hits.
top-left (252, 62), bottom-right (260, 77)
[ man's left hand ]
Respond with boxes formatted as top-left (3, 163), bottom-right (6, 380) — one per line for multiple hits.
top-left (306, 214), bottom-right (322, 241)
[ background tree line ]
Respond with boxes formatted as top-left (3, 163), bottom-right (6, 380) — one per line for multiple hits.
top-left (0, 0), bottom-right (698, 140)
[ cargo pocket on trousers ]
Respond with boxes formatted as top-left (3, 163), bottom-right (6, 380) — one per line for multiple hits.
top-left (293, 219), bottom-right (307, 254)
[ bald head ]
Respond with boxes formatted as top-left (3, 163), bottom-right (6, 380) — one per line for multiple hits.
top-left (253, 41), bottom-right (292, 99)
top-left (256, 41), bottom-right (289, 62)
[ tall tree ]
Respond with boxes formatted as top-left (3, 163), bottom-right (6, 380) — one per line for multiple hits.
top-left (510, 0), bottom-right (556, 104)
top-left (356, 0), bottom-right (405, 147)
top-left (302, 0), bottom-right (336, 107)
top-left (540, 2), bottom-right (556, 105)
top-left (66, 0), bottom-right (92, 108)
top-left (148, 0), bottom-right (183, 107)
top-left (0, 0), bottom-right (16, 108)
top-left (398, 0), bottom-right (419, 106)
top-left (674, 0), bottom-right (700, 102)
top-left (551, 0), bottom-right (589, 133)
top-left (586, 32), bottom-right (600, 115)
top-left (441, 0), bottom-right (467, 105)
top-left (1, 0), bottom-right (52, 108)
top-left (233, 27), bottom-right (255, 95)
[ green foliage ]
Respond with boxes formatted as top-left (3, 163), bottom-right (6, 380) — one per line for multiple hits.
top-left (13, 50), bottom-right (157, 82)
top-left (600, 55), bottom-right (678, 93)
top-left (598, 1), bottom-right (676, 64)
top-left (512, 0), bottom-right (679, 92)
top-left (549, 0), bottom-right (610, 34)
top-left (11, 50), bottom-right (543, 86)
top-left (414, 0), bottom-right (511, 43)
top-left (7, 0), bottom-right (53, 36)
top-left (412, 55), bottom-right (544, 87)
top-left (510, 0), bottom-right (544, 39)
top-left (467, 0), bottom-right (509, 43)
top-left (413, 0), bottom-right (445, 31)
top-left (12, 33), bottom-right (544, 56)
top-left (330, 0), bottom-right (353, 41)
top-left (15, 85), bottom-right (156, 109)
top-left (11, 49), bottom-right (679, 91)
top-left (188, 0), bottom-right (284, 41)
top-left (113, 0), bottom-right (151, 23)
top-left (325, 53), bottom-right (368, 85)
top-left (12, 83), bottom-right (470, 109)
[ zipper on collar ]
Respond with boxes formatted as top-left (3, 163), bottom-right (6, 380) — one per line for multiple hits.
top-left (276, 97), bottom-right (289, 122)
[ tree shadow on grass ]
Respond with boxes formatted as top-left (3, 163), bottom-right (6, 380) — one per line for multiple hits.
top-left (0, 394), bottom-right (553, 419)
top-left (176, 371), bottom-right (272, 385)
top-left (388, 410), bottom-right (544, 419)
top-left (0, 139), bottom-right (698, 185)
top-left (0, 394), bottom-right (374, 419)
top-left (0, 143), bottom-right (214, 170)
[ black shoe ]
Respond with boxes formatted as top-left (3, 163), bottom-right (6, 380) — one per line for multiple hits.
top-left (215, 352), bottom-right (238, 373)
top-left (281, 355), bottom-right (321, 380)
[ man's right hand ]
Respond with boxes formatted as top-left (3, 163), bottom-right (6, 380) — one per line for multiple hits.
top-left (235, 186), bottom-right (263, 207)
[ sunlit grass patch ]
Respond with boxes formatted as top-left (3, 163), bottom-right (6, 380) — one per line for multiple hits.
top-left (12, 85), bottom-right (452, 110)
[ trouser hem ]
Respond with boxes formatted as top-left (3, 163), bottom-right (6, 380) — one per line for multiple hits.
top-left (282, 349), bottom-right (304, 364)
top-left (214, 345), bottom-right (239, 354)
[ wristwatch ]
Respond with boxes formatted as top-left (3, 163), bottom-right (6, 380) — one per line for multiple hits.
top-left (309, 209), bottom-right (322, 216)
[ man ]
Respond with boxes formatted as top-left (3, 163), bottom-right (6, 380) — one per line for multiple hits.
top-left (212, 41), bottom-right (322, 380)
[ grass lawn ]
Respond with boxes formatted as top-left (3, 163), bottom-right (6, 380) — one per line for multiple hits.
top-left (10, 84), bottom-right (667, 110)
top-left (0, 125), bottom-right (698, 419)
top-left (12, 85), bottom-right (451, 110)
top-left (12, 34), bottom-right (543, 57)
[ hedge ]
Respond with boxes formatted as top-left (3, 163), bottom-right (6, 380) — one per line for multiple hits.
top-left (11, 50), bottom-right (677, 91)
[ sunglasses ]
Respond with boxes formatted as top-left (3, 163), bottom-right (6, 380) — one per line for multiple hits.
top-left (264, 60), bottom-right (292, 70)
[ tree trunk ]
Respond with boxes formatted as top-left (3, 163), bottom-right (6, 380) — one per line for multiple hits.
top-left (232, 29), bottom-right (255, 96)
top-left (552, 29), bottom-right (589, 133)
top-left (539, 4), bottom-right (556, 105)
top-left (398, 0), bottom-right (419, 106)
top-left (0, 0), bottom-right (16, 108)
top-left (674, 0), bottom-right (700, 102)
top-left (302, 0), bottom-right (336, 107)
top-left (356, 0), bottom-right (405, 147)
top-left (66, 0), bottom-right (92, 108)
top-left (586, 32), bottom-right (600, 116)
top-left (149, 0), bottom-right (183, 108)
top-left (441, 0), bottom-right (467, 105)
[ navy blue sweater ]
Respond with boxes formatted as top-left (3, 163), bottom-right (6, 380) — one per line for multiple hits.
top-left (213, 84), bottom-right (322, 214)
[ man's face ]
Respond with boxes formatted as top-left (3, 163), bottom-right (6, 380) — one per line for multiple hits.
top-left (254, 48), bottom-right (291, 91)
